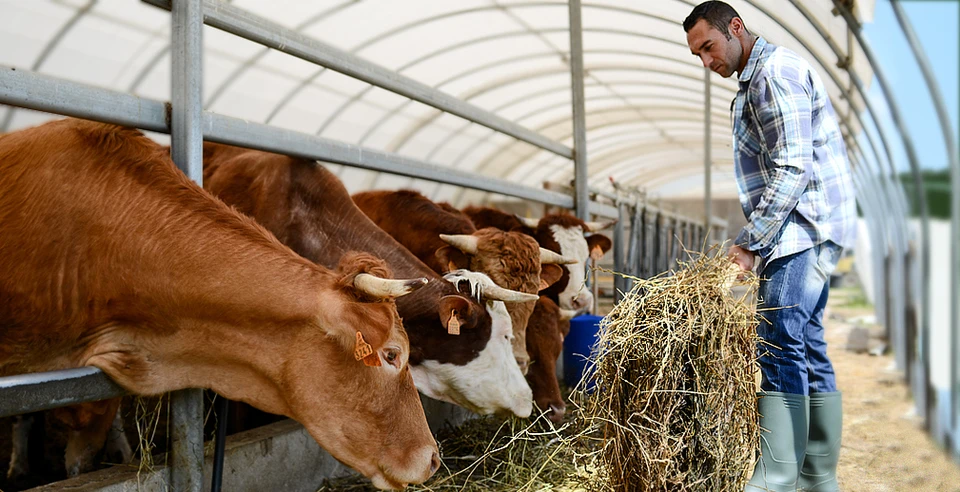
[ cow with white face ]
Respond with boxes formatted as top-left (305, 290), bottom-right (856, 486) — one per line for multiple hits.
top-left (201, 144), bottom-right (536, 419)
top-left (410, 270), bottom-right (533, 417)
top-left (463, 208), bottom-right (614, 313)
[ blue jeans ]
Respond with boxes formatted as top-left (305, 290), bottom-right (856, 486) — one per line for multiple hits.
top-left (757, 241), bottom-right (842, 395)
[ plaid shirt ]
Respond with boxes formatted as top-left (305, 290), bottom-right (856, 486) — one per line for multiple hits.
top-left (732, 37), bottom-right (857, 267)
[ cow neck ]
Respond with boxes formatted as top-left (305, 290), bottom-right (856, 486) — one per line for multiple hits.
top-left (79, 164), bottom-right (330, 416)
top-left (286, 166), bottom-right (440, 282)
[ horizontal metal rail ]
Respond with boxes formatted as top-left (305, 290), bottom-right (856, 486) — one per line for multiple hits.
top-left (0, 65), bottom-right (576, 209)
top-left (141, 0), bottom-right (573, 160)
top-left (0, 367), bottom-right (127, 418)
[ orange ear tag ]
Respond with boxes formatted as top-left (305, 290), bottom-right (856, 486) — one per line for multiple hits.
top-left (354, 331), bottom-right (373, 361)
top-left (447, 311), bottom-right (461, 335)
top-left (590, 245), bottom-right (604, 262)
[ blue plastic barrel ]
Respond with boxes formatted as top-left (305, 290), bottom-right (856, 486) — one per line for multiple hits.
top-left (563, 314), bottom-right (603, 391)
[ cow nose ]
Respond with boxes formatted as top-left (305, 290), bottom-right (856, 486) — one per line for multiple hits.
top-left (548, 403), bottom-right (566, 423)
top-left (430, 451), bottom-right (441, 475)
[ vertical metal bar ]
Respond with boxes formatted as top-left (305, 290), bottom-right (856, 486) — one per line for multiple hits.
top-left (891, 0), bottom-right (960, 456)
top-left (613, 202), bottom-right (627, 303)
top-left (211, 395), bottom-right (229, 492)
top-left (704, 67), bottom-right (712, 234)
top-left (170, 0), bottom-right (204, 491)
top-left (832, 0), bottom-right (934, 432)
top-left (568, 0), bottom-right (588, 222)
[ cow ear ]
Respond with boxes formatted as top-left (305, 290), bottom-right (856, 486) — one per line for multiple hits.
top-left (435, 246), bottom-right (470, 273)
top-left (438, 295), bottom-right (476, 335)
top-left (586, 234), bottom-right (613, 261)
top-left (539, 264), bottom-right (564, 291)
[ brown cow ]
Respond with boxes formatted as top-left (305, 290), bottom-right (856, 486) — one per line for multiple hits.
top-left (0, 119), bottom-right (438, 490)
top-left (201, 144), bottom-right (536, 418)
top-left (352, 190), bottom-right (571, 374)
top-left (463, 207), bottom-right (614, 313)
top-left (524, 296), bottom-right (578, 424)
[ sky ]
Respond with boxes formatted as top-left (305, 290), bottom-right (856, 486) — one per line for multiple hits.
top-left (861, 0), bottom-right (959, 174)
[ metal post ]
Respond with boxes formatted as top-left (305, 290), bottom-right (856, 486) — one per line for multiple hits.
top-left (891, 0), bottom-right (960, 457)
top-left (832, 0), bottom-right (934, 432)
top-left (613, 202), bottom-right (627, 303)
top-left (170, 0), bottom-right (204, 490)
top-left (568, 0), bottom-right (589, 222)
top-left (704, 67), bottom-right (712, 235)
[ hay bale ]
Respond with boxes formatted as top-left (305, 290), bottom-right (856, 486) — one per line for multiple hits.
top-left (321, 246), bottom-right (761, 491)
top-left (576, 245), bottom-right (761, 491)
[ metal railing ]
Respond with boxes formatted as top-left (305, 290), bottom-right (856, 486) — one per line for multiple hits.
top-left (0, 0), bottom-right (654, 489)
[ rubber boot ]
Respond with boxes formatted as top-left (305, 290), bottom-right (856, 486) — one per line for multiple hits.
top-left (798, 392), bottom-right (842, 491)
top-left (746, 392), bottom-right (809, 491)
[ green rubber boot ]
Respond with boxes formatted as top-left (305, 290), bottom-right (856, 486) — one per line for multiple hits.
top-left (798, 392), bottom-right (842, 491)
top-left (746, 392), bottom-right (809, 491)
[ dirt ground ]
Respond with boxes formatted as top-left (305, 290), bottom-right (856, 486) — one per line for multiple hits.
top-left (824, 287), bottom-right (960, 491)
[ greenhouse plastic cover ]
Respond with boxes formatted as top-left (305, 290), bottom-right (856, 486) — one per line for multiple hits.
top-left (0, 0), bottom-right (876, 206)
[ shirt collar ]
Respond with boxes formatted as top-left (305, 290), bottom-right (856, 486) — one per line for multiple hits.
top-left (738, 36), bottom-right (767, 83)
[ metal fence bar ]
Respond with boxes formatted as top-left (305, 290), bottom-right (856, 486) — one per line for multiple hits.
top-left (0, 66), bottom-right (578, 210)
top-left (141, 0), bottom-right (573, 160)
top-left (0, 368), bottom-right (127, 419)
top-left (169, 0), bottom-right (205, 490)
top-left (703, 67), bottom-right (712, 231)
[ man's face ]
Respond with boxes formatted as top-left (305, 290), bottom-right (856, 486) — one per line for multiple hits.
top-left (686, 19), bottom-right (742, 78)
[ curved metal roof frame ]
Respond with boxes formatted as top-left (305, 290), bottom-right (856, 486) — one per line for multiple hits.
top-left (1, 0), bottom-right (879, 203)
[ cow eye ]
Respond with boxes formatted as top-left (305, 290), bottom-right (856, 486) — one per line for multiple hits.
top-left (384, 350), bottom-right (399, 367)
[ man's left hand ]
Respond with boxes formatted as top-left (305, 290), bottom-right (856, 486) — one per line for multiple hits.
top-left (728, 244), bottom-right (755, 272)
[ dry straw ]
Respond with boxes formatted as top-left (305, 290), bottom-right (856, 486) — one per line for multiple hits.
top-left (320, 245), bottom-right (761, 491)
top-left (577, 245), bottom-right (761, 491)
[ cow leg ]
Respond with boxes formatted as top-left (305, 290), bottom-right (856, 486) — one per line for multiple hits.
top-left (103, 408), bottom-right (133, 465)
top-left (7, 413), bottom-right (36, 480)
top-left (60, 399), bottom-right (122, 477)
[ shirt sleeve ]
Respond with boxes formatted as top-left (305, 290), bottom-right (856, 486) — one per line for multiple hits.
top-left (735, 74), bottom-right (813, 255)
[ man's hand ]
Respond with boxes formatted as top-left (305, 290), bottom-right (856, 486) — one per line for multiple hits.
top-left (728, 244), bottom-right (755, 272)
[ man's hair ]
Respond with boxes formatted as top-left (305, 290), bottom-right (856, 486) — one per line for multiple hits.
top-left (682, 1), bottom-right (745, 38)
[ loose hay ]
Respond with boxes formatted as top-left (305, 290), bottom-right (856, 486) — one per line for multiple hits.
top-left (320, 246), bottom-right (761, 491)
top-left (577, 245), bottom-right (761, 491)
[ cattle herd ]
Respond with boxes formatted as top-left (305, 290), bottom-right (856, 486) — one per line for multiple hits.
top-left (0, 118), bottom-right (613, 490)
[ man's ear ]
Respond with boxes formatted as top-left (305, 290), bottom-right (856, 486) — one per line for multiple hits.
top-left (435, 246), bottom-right (471, 273)
top-left (539, 264), bottom-right (564, 291)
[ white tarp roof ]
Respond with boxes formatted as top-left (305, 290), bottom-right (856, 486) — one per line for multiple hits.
top-left (0, 0), bottom-right (875, 206)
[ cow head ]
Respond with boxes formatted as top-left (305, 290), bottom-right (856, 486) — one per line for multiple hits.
top-left (435, 228), bottom-right (570, 374)
top-left (407, 270), bottom-right (536, 418)
top-left (518, 214), bottom-right (615, 313)
top-left (286, 252), bottom-right (439, 490)
top-left (525, 296), bottom-right (568, 424)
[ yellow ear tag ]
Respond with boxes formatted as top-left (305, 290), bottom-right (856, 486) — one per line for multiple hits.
top-left (354, 331), bottom-right (373, 361)
top-left (447, 311), bottom-right (461, 335)
top-left (590, 245), bottom-right (604, 262)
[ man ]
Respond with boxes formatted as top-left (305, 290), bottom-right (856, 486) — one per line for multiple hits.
top-left (684, 2), bottom-right (857, 491)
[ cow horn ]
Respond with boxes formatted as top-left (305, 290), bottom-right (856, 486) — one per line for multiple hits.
top-left (439, 234), bottom-right (479, 255)
top-left (482, 284), bottom-right (539, 303)
top-left (540, 247), bottom-right (577, 265)
top-left (354, 274), bottom-right (428, 298)
top-left (515, 215), bottom-right (541, 229)
top-left (584, 219), bottom-right (617, 232)
top-left (558, 308), bottom-right (579, 320)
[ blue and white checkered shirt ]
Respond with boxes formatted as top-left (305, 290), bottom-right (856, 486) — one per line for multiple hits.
top-left (732, 37), bottom-right (857, 268)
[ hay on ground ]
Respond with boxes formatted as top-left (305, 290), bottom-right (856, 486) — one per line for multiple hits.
top-left (321, 245), bottom-right (760, 491)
